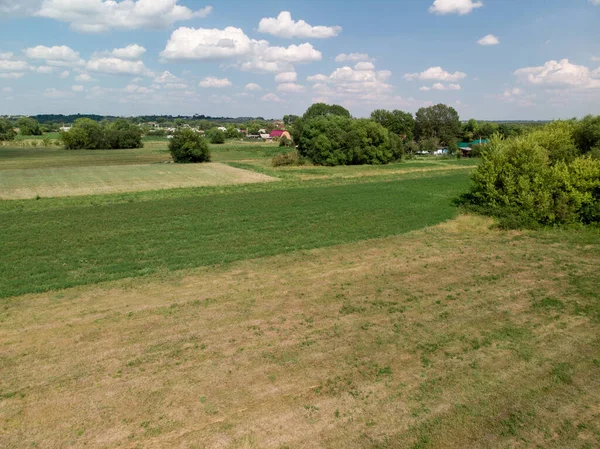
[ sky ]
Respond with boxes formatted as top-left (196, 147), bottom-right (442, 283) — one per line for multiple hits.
top-left (0, 0), bottom-right (599, 120)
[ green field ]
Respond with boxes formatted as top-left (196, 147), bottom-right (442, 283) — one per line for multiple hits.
top-left (1, 139), bottom-right (598, 449)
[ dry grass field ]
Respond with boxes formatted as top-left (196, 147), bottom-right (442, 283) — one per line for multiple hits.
top-left (0, 163), bottom-right (278, 199)
top-left (1, 215), bottom-right (598, 448)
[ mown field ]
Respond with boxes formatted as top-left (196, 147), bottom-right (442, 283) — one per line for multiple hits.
top-left (0, 139), bottom-right (598, 449)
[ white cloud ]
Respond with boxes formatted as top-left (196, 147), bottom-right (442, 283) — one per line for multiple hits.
top-left (355, 62), bottom-right (375, 71)
top-left (0, 0), bottom-right (38, 15)
top-left (71, 85), bottom-right (84, 92)
top-left (0, 60), bottom-right (30, 72)
top-left (245, 83), bottom-right (262, 91)
top-left (1, 87), bottom-right (13, 93)
top-left (164, 83), bottom-right (188, 89)
top-left (24, 45), bottom-right (84, 66)
top-left (591, 56), bottom-right (600, 62)
top-left (514, 59), bottom-right (600, 89)
top-left (261, 92), bottom-right (284, 102)
top-left (258, 11), bottom-right (341, 39)
top-left (110, 44), bottom-right (146, 60)
top-left (477, 34), bottom-right (499, 46)
top-left (35, 65), bottom-right (54, 74)
top-left (75, 73), bottom-right (93, 82)
top-left (153, 70), bottom-right (180, 83)
top-left (43, 87), bottom-right (73, 98)
top-left (161, 26), bottom-right (322, 74)
top-left (0, 73), bottom-right (25, 79)
top-left (429, 0), bottom-right (483, 15)
top-left (307, 62), bottom-right (395, 104)
top-left (405, 66), bottom-right (467, 82)
top-left (124, 84), bottom-right (153, 94)
top-left (275, 71), bottom-right (297, 83)
top-left (590, 0), bottom-right (600, 5)
top-left (199, 77), bottom-right (232, 88)
top-left (493, 87), bottom-right (536, 107)
top-left (421, 83), bottom-right (462, 91)
top-left (86, 57), bottom-right (152, 76)
top-left (0, 51), bottom-right (14, 59)
top-left (36, 0), bottom-right (213, 33)
top-left (277, 82), bottom-right (306, 93)
top-left (59, 70), bottom-right (70, 78)
top-left (335, 53), bottom-right (373, 63)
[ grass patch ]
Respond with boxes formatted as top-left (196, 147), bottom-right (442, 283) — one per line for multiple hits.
top-left (0, 172), bottom-right (470, 297)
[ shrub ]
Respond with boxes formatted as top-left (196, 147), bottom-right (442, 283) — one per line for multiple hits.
top-left (169, 129), bottom-right (211, 163)
top-left (272, 150), bottom-right (305, 167)
top-left (0, 119), bottom-right (16, 141)
top-left (17, 117), bottom-right (42, 136)
top-left (297, 115), bottom-right (399, 166)
top-left (207, 128), bottom-right (226, 144)
top-left (460, 132), bottom-right (600, 227)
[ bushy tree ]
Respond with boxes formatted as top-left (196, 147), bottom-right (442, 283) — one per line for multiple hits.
top-left (297, 115), bottom-right (399, 166)
top-left (169, 129), bottom-right (211, 163)
top-left (302, 103), bottom-right (351, 121)
top-left (207, 128), bottom-right (226, 144)
top-left (0, 119), bottom-right (16, 141)
top-left (62, 118), bottom-right (142, 150)
top-left (17, 117), bottom-right (42, 136)
top-left (419, 137), bottom-right (440, 154)
top-left (370, 109), bottom-right (415, 140)
top-left (415, 104), bottom-right (461, 147)
top-left (225, 127), bottom-right (240, 139)
top-left (460, 129), bottom-right (600, 227)
top-left (573, 115), bottom-right (600, 154)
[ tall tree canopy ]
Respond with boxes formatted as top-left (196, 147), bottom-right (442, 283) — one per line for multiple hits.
top-left (415, 104), bottom-right (461, 147)
top-left (370, 109), bottom-right (415, 141)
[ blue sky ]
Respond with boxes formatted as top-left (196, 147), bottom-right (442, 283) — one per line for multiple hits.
top-left (1, 0), bottom-right (599, 120)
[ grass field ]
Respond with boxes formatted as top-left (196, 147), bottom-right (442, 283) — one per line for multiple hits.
top-left (0, 163), bottom-right (278, 199)
top-left (1, 139), bottom-right (598, 448)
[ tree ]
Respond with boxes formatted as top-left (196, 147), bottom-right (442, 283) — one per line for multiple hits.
top-left (62, 118), bottom-right (142, 150)
top-left (419, 137), bottom-right (440, 154)
top-left (225, 126), bottom-right (240, 139)
top-left (573, 115), bottom-right (600, 154)
top-left (207, 128), bottom-right (226, 144)
top-left (370, 109), bottom-right (415, 140)
top-left (415, 104), bottom-right (461, 147)
top-left (17, 117), bottom-right (42, 136)
top-left (283, 114), bottom-right (300, 128)
top-left (169, 129), bottom-right (211, 163)
top-left (0, 119), bottom-right (16, 141)
top-left (302, 103), bottom-right (351, 121)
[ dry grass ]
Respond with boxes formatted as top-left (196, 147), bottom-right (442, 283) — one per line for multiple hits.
top-left (1, 215), bottom-right (598, 448)
top-left (0, 163), bottom-right (278, 199)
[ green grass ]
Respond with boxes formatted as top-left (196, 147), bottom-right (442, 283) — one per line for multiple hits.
top-left (0, 171), bottom-right (471, 298)
top-left (14, 132), bottom-right (61, 141)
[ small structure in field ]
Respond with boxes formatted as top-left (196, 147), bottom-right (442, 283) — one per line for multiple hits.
top-left (260, 133), bottom-right (273, 142)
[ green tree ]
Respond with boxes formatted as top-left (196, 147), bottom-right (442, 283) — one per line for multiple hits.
top-left (283, 114), bottom-right (300, 128)
top-left (415, 104), bottom-right (461, 147)
top-left (0, 119), bottom-right (16, 141)
top-left (225, 126), bottom-right (240, 139)
top-left (17, 117), bottom-right (42, 136)
top-left (573, 115), bottom-right (600, 154)
top-left (302, 103), bottom-right (351, 121)
top-left (169, 129), bottom-right (211, 163)
top-left (370, 109), bottom-right (415, 140)
top-left (207, 128), bottom-right (226, 144)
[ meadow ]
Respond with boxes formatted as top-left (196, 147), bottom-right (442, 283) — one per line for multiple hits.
top-left (0, 138), bottom-right (598, 449)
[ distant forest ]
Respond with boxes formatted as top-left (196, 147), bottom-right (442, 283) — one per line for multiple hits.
top-left (31, 114), bottom-right (269, 124)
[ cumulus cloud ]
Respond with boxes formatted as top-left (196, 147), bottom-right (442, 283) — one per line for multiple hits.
top-left (36, 0), bottom-right (213, 33)
top-left (492, 87), bottom-right (536, 107)
top-left (0, 0), bottom-right (39, 15)
top-left (277, 82), bottom-right (305, 93)
top-left (59, 70), bottom-right (70, 78)
top-left (274, 72), bottom-right (297, 83)
top-left (404, 66), bottom-right (467, 82)
top-left (307, 62), bottom-right (395, 104)
top-left (163, 83), bottom-right (188, 89)
top-left (153, 70), bottom-right (181, 84)
top-left (110, 44), bottom-right (146, 60)
top-left (0, 52), bottom-right (14, 59)
top-left (258, 11), bottom-right (341, 39)
top-left (86, 57), bottom-right (152, 76)
top-left (355, 62), bottom-right (375, 71)
top-left (429, 0), bottom-right (483, 15)
top-left (245, 83), bottom-right (262, 91)
top-left (0, 73), bottom-right (25, 79)
top-left (199, 77), bottom-right (232, 88)
top-left (477, 34), bottom-right (499, 46)
top-left (71, 85), bottom-right (84, 92)
top-left (590, 0), bottom-right (600, 5)
top-left (24, 45), bottom-right (84, 66)
top-left (0, 60), bottom-right (30, 72)
top-left (335, 53), bottom-right (373, 63)
top-left (261, 92), bottom-right (285, 102)
top-left (75, 73), bottom-right (93, 82)
top-left (161, 26), bottom-right (322, 74)
top-left (43, 87), bottom-right (73, 98)
top-left (514, 59), bottom-right (600, 89)
top-left (420, 83), bottom-right (461, 91)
